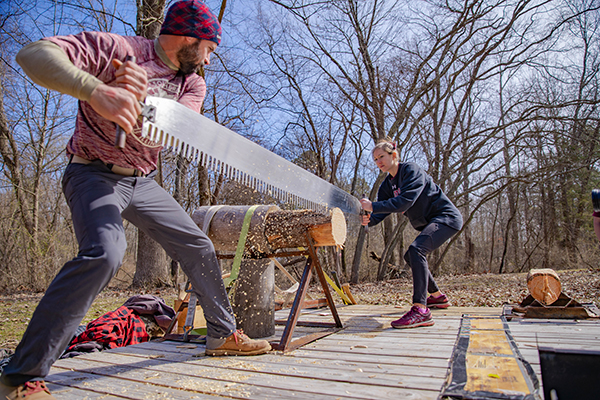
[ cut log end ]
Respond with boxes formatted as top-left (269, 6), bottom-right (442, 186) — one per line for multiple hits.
top-left (265, 207), bottom-right (347, 249)
top-left (527, 268), bottom-right (561, 305)
top-left (308, 207), bottom-right (347, 248)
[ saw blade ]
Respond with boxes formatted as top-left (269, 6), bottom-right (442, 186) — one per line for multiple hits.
top-left (140, 96), bottom-right (362, 216)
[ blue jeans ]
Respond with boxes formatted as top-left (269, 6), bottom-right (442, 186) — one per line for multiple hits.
top-left (404, 222), bottom-right (459, 305)
top-left (1, 161), bottom-right (235, 386)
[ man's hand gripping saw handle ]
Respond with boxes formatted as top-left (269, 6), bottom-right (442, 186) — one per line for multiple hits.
top-left (114, 56), bottom-right (156, 148)
top-left (114, 56), bottom-right (136, 149)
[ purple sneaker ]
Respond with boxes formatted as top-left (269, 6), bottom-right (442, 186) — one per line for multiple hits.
top-left (427, 293), bottom-right (450, 309)
top-left (391, 306), bottom-right (434, 329)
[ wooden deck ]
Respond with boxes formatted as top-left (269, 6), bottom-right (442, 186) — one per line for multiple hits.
top-left (44, 304), bottom-right (600, 399)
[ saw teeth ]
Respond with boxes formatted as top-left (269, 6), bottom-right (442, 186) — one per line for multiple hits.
top-left (140, 96), bottom-right (361, 215)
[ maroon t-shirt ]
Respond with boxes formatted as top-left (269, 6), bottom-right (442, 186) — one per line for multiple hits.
top-left (45, 32), bottom-right (206, 174)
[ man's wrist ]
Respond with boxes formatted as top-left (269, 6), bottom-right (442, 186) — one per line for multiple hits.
top-left (80, 78), bottom-right (104, 102)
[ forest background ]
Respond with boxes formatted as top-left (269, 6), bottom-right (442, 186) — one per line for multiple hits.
top-left (1, 0), bottom-right (600, 294)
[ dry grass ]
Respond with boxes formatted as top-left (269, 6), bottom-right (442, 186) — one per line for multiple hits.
top-left (0, 288), bottom-right (177, 352)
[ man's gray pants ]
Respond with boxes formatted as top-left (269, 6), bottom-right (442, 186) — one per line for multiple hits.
top-left (1, 161), bottom-right (236, 386)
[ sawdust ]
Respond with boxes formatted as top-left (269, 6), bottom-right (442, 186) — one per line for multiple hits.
top-left (143, 390), bottom-right (178, 399)
top-left (275, 366), bottom-right (307, 375)
top-left (176, 375), bottom-right (250, 398)
top-left (221, 359), bottom-right (264, 371)
top-left (144, 372), bottom-right (161, 380)
top-left (175, 345), bottom-right (197, 349)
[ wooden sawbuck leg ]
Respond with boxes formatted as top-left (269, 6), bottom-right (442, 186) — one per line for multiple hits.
top-left (271, 233), bottom-right (344, 352)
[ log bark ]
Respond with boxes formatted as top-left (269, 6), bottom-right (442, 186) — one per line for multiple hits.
top-left (232, 259), bottom-right (275, 338)
top-left (527, 268), bottom-right (561, 305)
top-left (191, 205), bottom-right (278, 254)
top-left (265, 207), bottom-right (346, 249)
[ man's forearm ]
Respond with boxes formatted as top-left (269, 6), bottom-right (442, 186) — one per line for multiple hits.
top-left (16, 40), bottom-right (102, 101)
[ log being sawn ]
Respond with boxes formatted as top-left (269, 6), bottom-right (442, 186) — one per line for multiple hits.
top-left (192, 205), bottom-right (347, 253)
top-left (191, 205), bottom-right (347, 338)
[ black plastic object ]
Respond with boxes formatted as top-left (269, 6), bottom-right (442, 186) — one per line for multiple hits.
top-left (538, 346), bottom-right (600, 400)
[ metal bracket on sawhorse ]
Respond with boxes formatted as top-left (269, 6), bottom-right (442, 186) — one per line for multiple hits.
top-left (270, 233), bottom-right (344, 352)
top-left (162, 281), bottom-right (206, 343)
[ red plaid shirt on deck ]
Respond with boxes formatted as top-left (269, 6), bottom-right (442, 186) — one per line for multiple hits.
top-left (65, 306), bottom-right (149, 352)
top-left (45, 32), bottom-right (206, 175)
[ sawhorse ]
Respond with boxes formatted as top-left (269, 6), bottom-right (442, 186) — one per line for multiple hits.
top-left (163, 234), bottom-right (344, 352)
top-left (270, 235), bottom-right (344, 351)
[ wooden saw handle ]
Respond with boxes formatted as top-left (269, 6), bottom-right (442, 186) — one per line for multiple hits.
top-left (361, 193), bottom-right (370, 233)
top-left (114, 55), bottom-right (136, 149)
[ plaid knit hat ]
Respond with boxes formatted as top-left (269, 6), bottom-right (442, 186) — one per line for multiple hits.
top-left (160, 0), bottom-right (222, 45)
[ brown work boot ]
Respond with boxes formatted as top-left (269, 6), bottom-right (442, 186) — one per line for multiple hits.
top-left (0, 380), bottom-right (56, 399)
top-left (205, 330), bottom-right (271, 356)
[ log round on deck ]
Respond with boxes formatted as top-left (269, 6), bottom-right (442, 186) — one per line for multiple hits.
top-left (527, 268), bottom-right (561, 305)
top-left (232, 258), bottom-right (275, 338)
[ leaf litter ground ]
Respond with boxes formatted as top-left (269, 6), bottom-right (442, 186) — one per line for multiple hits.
top-left (1, 269), bottom-right (598, 351)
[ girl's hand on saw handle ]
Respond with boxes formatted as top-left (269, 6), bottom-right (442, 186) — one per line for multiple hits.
top-left (360, 196), bottom-right (372, 228)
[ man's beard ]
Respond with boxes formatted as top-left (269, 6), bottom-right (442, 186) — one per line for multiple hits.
top-left (176, 40), bottom-right (203, 75)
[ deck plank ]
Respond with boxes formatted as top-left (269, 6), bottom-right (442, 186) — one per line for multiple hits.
top-left (44, 305), bottom-right (599, 399)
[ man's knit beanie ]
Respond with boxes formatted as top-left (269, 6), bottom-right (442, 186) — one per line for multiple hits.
top-left (160, 0), bottom-right (222, 45)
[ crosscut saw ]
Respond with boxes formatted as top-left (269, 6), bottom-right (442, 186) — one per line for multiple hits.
top-left (139, 96), bottom-right (362, 216)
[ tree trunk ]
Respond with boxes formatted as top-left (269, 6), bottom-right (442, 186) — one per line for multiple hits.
top-left (136, 0), bottom-right (166, 38)
top-left (331, 246), bottom-right (342, 282)
top-left (132, 229), bottom-right (169, 287)
top-left (170, 155), bottom-right (189, 285)
top-left (350, 228), bottom-right (367, 284)
top-left (133, 0), bottom-right (168, 288)
top-left (377, 217), bottom-right (407, 281)
top-left (351, 174), bottom-right (386, 283)
top-left (198, 165), bottom-right (211, 206)
top-left (340, 246), bottom-right (348, 279)
top-left (382, 217), bottom-right (395, 266)
top-left (462, 226), bottom-right (474, 273)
